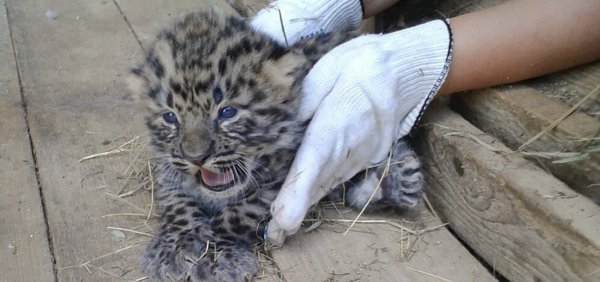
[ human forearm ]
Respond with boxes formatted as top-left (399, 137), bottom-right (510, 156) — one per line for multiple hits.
top-left (440, 0), bottom-right (600, 94)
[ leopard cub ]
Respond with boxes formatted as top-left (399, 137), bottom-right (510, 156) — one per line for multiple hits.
top-left (129, 11), bottom-right (423, 281)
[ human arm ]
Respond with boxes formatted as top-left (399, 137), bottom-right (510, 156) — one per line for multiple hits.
top-left (441, 0), bottom-right (600, 94)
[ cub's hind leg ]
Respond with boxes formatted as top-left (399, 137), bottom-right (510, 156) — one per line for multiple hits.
top-left (339, 139), bottom-right (424, 210)
top-left (380, 139), bottom-right (424, 207)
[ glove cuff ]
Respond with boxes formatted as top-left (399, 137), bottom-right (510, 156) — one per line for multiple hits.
top-left (383, 19), bottom-right (453, 137)
top-left (251, 0), bottom-right (363, 45)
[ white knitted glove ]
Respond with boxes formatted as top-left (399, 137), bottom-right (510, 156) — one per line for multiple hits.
top-left (250, 0), bottom-right (363, 45)
top-left (265, 20), bottom-right (453, 245)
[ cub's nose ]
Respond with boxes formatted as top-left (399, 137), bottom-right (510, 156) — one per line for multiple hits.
top-left (183, 153), bottom-right (208, 167)
top-left (173, 143), bottom-right (209, 166)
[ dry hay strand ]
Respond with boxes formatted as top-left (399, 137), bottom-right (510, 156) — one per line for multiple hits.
top-left (428, 120), bottom-right (600, 165)
top-left (59, 243), bottom-right (150, 282)
top-left (79, 136), bottom-right (143, 163)
top-left (73, 135), bottom-right (158, 280)
top-left (518, 83), bottom-right (600, 151)
top-left (407, 267), bottom-right (454, 282)
top-left (342, 149), bottom-right (393, 235)
top-left (520, 144), bottom-right (600, 164)
top-left (79, 135), bottom-right (154, 199)
top-left (304, 199), bottom-right (448, 263)
top-left (252, 243), bottom-right (285, 281)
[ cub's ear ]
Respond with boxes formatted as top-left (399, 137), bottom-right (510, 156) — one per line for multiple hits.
top-left (261, 50), bottom-right (309, 93)
top-left (127, 40), bottom-right (175, 108)
top-left (127, 66), bottom-right (149, 103)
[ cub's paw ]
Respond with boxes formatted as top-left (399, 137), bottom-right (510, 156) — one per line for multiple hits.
top-left (379, 163), bottom-right (423, 207)
top-left (340, 140), bottom-right (424, 210)
top-left (380, 140), bottom-right (424, 207)
top-left (141, 230), bottom-right (210, 281)
top-left (191, 246), bottom-right (258, 282)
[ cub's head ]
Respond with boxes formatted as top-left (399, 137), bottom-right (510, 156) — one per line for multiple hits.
top-left (129, 12), bottom-right (309, 193)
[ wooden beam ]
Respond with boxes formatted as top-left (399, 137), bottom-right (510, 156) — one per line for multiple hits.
top-left (528, 61), bottom-right (600, 118)
top-left (452, 86), bottom-right (600, 202)
top-left (415, 103), bottom-right (600, 282)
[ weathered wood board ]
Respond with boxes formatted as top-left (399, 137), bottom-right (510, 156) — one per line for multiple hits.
top-left (273, 205), bottom-right (496, 282)
top-left (114, 0), bottom-right (237, 48)
top-left (452, 86), bottom-right (600, 202)
top-left (0, 0), bottom-right (55, 280)
top-left (6, 0), bottom-right (150, 280)
top-left (416, 102), bottom-right (600, 282)
top-left (528, 62), bottom-right (600, 119)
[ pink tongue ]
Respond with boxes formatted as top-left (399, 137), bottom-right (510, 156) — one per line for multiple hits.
top-left (199, 167), bottom-right (234, 187)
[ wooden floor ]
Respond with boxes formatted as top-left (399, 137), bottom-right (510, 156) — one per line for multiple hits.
top-left (0, 0), bottom-right (497, 281)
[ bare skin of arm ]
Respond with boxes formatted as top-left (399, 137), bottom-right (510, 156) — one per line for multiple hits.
top-left (441, 0), bottom-right (600, 94)
top-left (362, 0), bottom-right (600, 94)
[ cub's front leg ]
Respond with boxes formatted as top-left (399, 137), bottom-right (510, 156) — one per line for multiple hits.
top-left (141, 198), bottom-right (214, 281)
top-left (190, 190), bottom-right (275, 281)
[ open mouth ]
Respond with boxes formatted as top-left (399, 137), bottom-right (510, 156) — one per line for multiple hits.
top-left (195, 167), bottom-right (235, 191)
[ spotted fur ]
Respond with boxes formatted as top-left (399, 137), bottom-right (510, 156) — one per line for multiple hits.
top-left (129, 11), bottom-right (423, 281)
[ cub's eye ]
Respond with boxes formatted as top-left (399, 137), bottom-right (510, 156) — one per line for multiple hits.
top-left (162, 112), bottom-right (178, 124)
top-left (219, 106), bottom-right (238, 119)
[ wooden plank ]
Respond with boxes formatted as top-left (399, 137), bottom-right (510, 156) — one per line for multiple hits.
top-left (452, 86), bottom-right (600, 202)
top-left (6, 0), bottom-right (150, 280)
top-left (528, 62), bottom-right (600, 118)
top-left (114, 0), bottom-right (237, 47)
top-left (272, 205), bottom-right (497, 282)
top-left (0, 0), bottom-right (55, 280)
top-left (415, 102), bottom-right (600, 282)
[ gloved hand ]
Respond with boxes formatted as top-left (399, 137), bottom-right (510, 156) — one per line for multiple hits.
top-left (264, 20), bottom-right (453, 245)
top-left (250, 0), bottom-right (363, 45)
